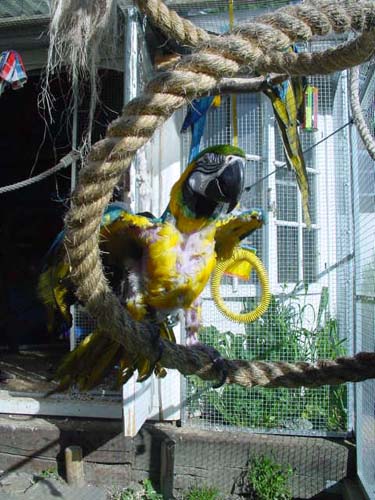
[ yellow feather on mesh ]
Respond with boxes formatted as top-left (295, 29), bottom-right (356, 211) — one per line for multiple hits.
top-left (212, 95), bottom-right (221, 107)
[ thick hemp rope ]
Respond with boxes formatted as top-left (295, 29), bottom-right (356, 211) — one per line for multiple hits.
top-left (349, 65), bottom-right (375, 160)
top-left (63, 0), bottom-right (375, 389)
top-left (138, 0), bottom-right (375, 76)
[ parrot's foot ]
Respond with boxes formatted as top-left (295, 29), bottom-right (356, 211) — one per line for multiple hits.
top-left (192, 343), bottom-right (228, 389)
top-left (137, 329), bottom-right (165, 383)
top-left (211, 356), bottom-right (228, 389)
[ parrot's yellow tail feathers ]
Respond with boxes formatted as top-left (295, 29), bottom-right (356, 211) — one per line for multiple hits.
top-left (56, 330), bottom-right (123, 391)
top-left (54, 321), bottom-right (176, 391)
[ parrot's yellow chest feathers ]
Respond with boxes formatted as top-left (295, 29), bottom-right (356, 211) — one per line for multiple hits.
top-left (126, 222), bottom-right (217, 319)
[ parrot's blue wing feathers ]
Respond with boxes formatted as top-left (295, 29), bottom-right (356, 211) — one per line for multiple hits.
top-left (41, 230), bottom-right (64, 269)
top-left (101, 201), bottom-right (131, 225)
top-left (181, 96), bottom-right (214, 132)
top-left (189, 114), bottom-right (207, 163)
top-left (181, 96), bottom-right (217, 163)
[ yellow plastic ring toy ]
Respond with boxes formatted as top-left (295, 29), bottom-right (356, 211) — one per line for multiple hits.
top-left (211, 247), bottom-right (271, 323)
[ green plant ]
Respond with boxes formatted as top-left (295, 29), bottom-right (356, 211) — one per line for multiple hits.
top-left (111, 479), bottom-right (163, 500)
top-left (246, 455), bottom-right (292, 500)
top-left (36, 467), bottom-right (60, 481)
top-left (189, 285), bottom-right (348, 431)
top-left (183, 486), bottom-right (220, 499)
top-left (142, 480), bottom-right (163, 500)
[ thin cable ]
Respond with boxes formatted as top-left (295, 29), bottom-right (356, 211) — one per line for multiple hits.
top-left (245, 120), bottom-right (354, 192)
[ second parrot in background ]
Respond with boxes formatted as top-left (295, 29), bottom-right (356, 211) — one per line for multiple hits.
top-left (264, 69), bottom-right (311, 226)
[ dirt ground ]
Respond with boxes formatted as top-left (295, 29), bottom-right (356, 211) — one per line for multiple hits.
top-left (0, 346), bottom-right (65, 393)
top-left (0, 345), bottom-right (122, 395)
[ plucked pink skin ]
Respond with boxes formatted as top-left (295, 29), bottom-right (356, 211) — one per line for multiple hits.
top-left (123, 223), bottom-right (216, 340)
top-left (184, 298), bottom-right (202, 345)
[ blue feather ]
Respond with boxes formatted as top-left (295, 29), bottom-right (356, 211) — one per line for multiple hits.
top-left (181, 96), bottom-right (216, 163)
top-left (101, 202), bottom-right (129, 225)
top-left (181, 96), bottom-right (214, 131)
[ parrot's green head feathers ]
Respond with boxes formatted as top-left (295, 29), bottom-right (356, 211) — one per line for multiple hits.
top-left (192, 144), bottom-right (246, 162)
top-left (169, 145), bottom-right (246, 232)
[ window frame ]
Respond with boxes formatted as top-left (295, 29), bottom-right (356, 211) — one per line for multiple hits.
top-left (275, 164), bottom-right (320, 285)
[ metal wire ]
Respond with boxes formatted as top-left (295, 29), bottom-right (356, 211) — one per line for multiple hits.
top-left (245, 120), bottom-right (353, 193)
top-left (353, 62), bottom-right (375, 500)
top-left (183, 40), bottom-right (354, 438)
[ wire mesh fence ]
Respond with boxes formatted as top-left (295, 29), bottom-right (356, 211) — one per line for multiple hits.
top-left (353, 62), bottom-right (375, 500)
top-left (169, 0), bottom-right (298, 34)
top-left (0, 0), bottom-right (50, 19)
top-left (182, 40), bottom-right (354, 436)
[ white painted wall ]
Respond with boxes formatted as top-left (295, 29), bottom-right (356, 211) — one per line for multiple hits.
top-left (124, 112), bottom-right (184, 433)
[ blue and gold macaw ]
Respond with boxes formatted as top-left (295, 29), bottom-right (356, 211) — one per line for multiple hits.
top-left (38, 144), bottom-right (265, 391)
top-left (263, 53), bottom-right (311, 225)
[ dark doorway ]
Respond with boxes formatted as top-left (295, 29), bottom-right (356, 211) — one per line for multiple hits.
top-left (0, 73), bottom-right (72, 350)
top-left (0, 68), bottom-right (123, 356)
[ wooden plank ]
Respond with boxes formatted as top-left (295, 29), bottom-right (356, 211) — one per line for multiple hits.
top-left (0, 391), bottom-right (122, 420)
top-left (153, 424), bottom-right (352, 499)
top-left (172, 437), bottom-right (349, 477)
top-left (123, 377), bottom-right (154, 437)
top-left (0, 451), bottom-right (58, 476)
top-left (83, 462), bottom-right (132, 488)
top-left (0, 416), bottom-right (132, 464)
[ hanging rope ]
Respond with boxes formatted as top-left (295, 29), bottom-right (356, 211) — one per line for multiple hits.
top-left (0, 151), bottom-right (80, 194)
top-left (63, 0), bottom-right (375, 389)
top-left (349, 65), bottom-right (375, 161)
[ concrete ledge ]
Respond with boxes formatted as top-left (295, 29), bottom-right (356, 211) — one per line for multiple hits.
top-left (0, 416), bottom-right (355, 498)
top-left (156, 425), bottom-right (355, 499)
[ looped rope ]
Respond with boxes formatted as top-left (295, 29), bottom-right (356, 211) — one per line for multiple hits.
top-left (349, 65), bottom-right (375, 161)
top-left (63, 0), bottom-right (375, 389)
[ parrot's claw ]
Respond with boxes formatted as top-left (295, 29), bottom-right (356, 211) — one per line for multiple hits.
top-left (211, 356), bottom-right (228, 389)
top-left (155, 339), bottom-right (164, 364)
top-left (192, 343), bottom-right (228, 389)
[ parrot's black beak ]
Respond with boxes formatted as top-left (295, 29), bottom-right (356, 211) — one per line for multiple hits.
top-left (205, 157), bottom-right (245, 211)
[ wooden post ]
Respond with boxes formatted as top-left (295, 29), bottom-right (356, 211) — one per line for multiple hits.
top-left (160, 439), bottom-right (176, 499)
top-left (65, 445), bottom-right (85, 486)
